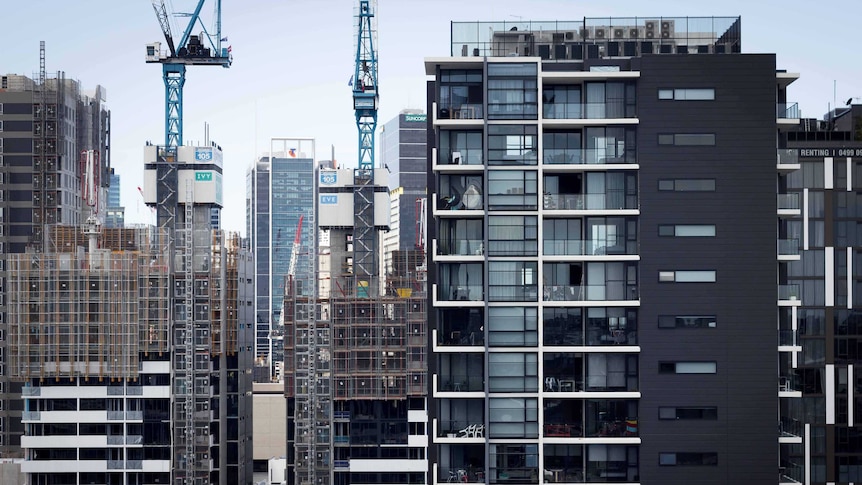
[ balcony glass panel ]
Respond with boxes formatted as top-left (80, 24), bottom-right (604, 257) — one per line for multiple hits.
top-left (543, 308), bottom-right (584, 346)
top-left (585, 445), bottom-right (639, 482)
top-left (779, 238), bottom-right (800, 256)
top-left (439, 69), bottom-right (484, 120)
top-left (438, 219), bottom-right (483, 256)
top-left (543, 353), bottom-right (584, 392)
top-left (585, 400), bottom-right (638, 437)
top-left (438, 398), bottom-right (484, 438)
top-left (543, 172), bottom-right (637, 210)
top-left (584, 126), bottom-right (637, 164)
top-left (543, 262), bottom-right (638, 302)
top-left (544, 444), bottom-right (584, 483)
top-left (438, 308), bottom-right (484, 346)
top-left (438, 263), bottom-right (483, 301)
top-left (778, 102), bottom-right (800, 118)
top-left (778, 193), bottom-right (801, 210)
top-left (490, 443), bottom-right (539, 483)
top-left (544, 400), bottom-right (583, 438)
top-left (586, 307), bottom-right (638, 346)
top-left (543, 131), bottom-right (582, 164)
top-left (439, 353), bottom-right (484, 392)
top-left (440, 130), bottom-right (484, 165)
top-left (778, 148), bottom-right (799, 165)
top-left (585, 82), bottom-right (636, 119)
top-left (439, 174), bottom-right (484, 211)
top-left (543, 86), bottom-right (581, 119)
top-left (439, 443), bottom-right (485, 484)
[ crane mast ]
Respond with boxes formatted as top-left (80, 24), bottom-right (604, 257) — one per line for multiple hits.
top-left (352, 0), bottom-right (379, 290)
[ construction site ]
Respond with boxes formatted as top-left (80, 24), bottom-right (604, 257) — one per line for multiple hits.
top-left (281, 2), bottom-right (429, 484)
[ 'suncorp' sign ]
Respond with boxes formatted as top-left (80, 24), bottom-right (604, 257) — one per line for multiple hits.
top-left (320, 195), bottom-right (338, 205)
top-left (404, 114), bottom-right (427, 122)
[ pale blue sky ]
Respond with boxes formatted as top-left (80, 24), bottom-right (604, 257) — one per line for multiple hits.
top-left (2, 0), bottom-right (860, 234)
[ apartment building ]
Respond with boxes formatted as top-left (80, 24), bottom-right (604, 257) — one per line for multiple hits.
top-left (426, 17), bottom-right (788, 484)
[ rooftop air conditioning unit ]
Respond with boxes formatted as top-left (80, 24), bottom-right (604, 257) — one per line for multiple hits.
top-left (629, 28), bottom-right (641, 39)
top-left (565, 31), bottom-right (575, 40)
top-left (580, 28), bottom-right (591, 39)
top-left (645, 20), bottom-right (657, 39)
top-left (661, 20), bottom-right (674, 39)
top-left (613, 28), bottom-right (625, 39)
top-left (594, 28), bottom-right (606, 39)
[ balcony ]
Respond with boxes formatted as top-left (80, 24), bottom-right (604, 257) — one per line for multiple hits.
top-left (777, 102), bottom-right (800, 119)
top-left (438, 420), bottom-right (485, 439)
top-left (440, 468), bottom-right (486, 484)
top-left (438, 103), bottom-right (484, 121)
top-left (779, 375), bottom-right (801, 395)
top-left (544, 148), bottom-right (636, 165)
top-left (438, 239), bottom-right (484, 257)
top-left (779, 416), bottom-right (802, 443)
top-left (439, 374), bottom-right (484, 393)
top-left (778, 239), bottom-right (800, 260)
top-left (438, 284), bottom-right (484, 302)
top-left (543, 285), bottom-right (639, 302)
top-left (777, 149), bottom-right (800, 170)
top-left (778, 284), bottom-right (800, 305)
top-left (777, 193), bottom-right (801, 217)
top-left (778, 329), bottom-right (800, 347)
top-left (544, 102), bottom-right (637, 122)
top-left (542, 193), bottom-right (637, 211)
top-left (543, 239), bottom-right (637, 257)
top-left (779, 462), bottom-right (803, 484)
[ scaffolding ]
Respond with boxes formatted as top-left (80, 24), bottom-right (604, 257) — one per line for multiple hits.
top-left (7, 226), bottom-right (170, 381)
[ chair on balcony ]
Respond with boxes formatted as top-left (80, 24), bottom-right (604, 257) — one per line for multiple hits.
top-left (456, 423), bottom-right (485, 438)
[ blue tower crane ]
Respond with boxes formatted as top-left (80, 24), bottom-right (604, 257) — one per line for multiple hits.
top-left (351, 0), bottom-right (379, 289)
top-left (146, 0), bottom-right (232, 149)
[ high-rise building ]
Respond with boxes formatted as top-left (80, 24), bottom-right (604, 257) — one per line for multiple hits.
top-left (105, 167), bottom-right (125, 228)
top-left (778, 105), bottom-right (862, 483)
top-left (380, 110), bottom-right (428, 266)
top-left (246, 139), bottom-right (315, 381)
top-left (426, 16), bottom-right (795, 484)
top-left (0, 68), bottom-right (110, 458)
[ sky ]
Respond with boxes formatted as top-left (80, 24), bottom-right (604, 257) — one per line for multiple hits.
top-left (2, 0), bottom-right (861, 235)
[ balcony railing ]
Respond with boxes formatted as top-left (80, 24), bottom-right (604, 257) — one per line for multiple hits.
top-left (779, 329), bottom-right (799, 346)
top-left (543, 285), bottom-right (638, 302)
top-left (439, 421), bottom-right (486, 438)
top-left (438, 329), bottom-right (485, 346)
top-left (778, 193), bottom-right (801, 210)
top-left (440, 374), bottom-right (484, 392)
top-left (779, 375), bottom-right (799, 392)
top-left (21, 386), bottom-right (40, 397)
top-left (777, 148), bottom-right (799, 165)
top-left (441, 468), bottom-right (486, 484)
top-left (779, 285), bottom-right (800, 301)
top-left (544, 422), bottom-right (583, 437)
top-left (544, 102), bottom-right (635, 120)
top-left (544, 148), bottom-right (635, 165)
top-left (439, 285), bottom-right (484, 302)
top-left (780, 417), bottom-right (802, 438)
top-left (778, 239), bottom-right (800, 256)
top-left (543, 239), bottom-right (637, 256)
top-left (543, 193), bottom-right (636, 210)
top-left (438, 239), bottom-right (484, 256)
top-left (778, 102), bottom-right (800, 119)
top-left (439, 104), bottom-right (484, 120)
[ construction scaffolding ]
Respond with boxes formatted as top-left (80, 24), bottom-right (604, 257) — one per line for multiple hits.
top-left (7, 226), bottom-right (170, 381)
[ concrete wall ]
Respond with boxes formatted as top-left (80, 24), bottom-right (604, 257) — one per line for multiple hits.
top-left (253, 383), bottom-right (287, 462)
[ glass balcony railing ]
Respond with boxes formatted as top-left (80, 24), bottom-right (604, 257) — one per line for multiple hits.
top-left (544, 102), bottom-right (635, 120)
top-left (777, 102), bottom-right (800, 119)
top-left (440, 374), bottom-right (484, 392)
top-left (778, 239), bottom-right (800, 256)
top-left (543, 148), bottom-right (635, 165)
top-left (544, 239), bottom-right (637, 256)
top-left (543, 422), bottom-right (583, 438)
top-left (543, 193), bottom-right (636, 210)
top-left (779, 329), bottom-right (799, 346)
top-left (543, 285), bottom-right (638, 302)
top-left (439, 103), bottom-right (484, 120)
top-left (777, 148), bottom-right (799, 165)
top-left (779, 284), bottom-right (800, 301)
top-left (780, 416), bottom-right (802, 438)
top-left (441, 468), bottom-right (486, 484)
top-left (439, 420), bottom-right (486, 438)
top-left (778, 193), bottom-right (801, 210)
top-left (779, 461), bottom-right (803, 483)
top-left (779, 375), bottom-right (799, 392)
top-left (438, 239), bottom-right (484, 256)
top-left (439, 285), bottom-right (484, 302)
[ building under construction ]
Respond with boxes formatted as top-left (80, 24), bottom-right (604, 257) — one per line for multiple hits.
top-left (8, 222), bottom-right (254, 483)
top-left (283, 164), bottom-right (428, 485)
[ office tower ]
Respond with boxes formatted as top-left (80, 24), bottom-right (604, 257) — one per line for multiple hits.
top-left (0, 67), bottom-right (110, 458)
top-left (105, 167), bottom-right (125, 228)
top-left (777, 104), bottom-right (862, 483)
top-left (246, 139), bottom-right (315, 382)
top-left (282, 141), bottom-right (429, 485)
top-left (380, 110), bottom-right (429, 272)
top-left (426, 17), bottom-right (793, 484)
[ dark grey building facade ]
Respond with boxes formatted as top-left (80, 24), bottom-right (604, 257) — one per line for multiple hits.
top-left (426, 17), bottom-right (789, 485)
top-left (381, 110), bottom-right (428, 252)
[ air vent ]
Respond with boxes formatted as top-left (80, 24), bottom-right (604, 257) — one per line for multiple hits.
top-left (565, 31), bottom-right (575, 40)
top-left (645, 31), bottom-right (655, 39)
top-left (594, 28), bottom-right (606, 39)
top-left (629, 28), bottom-right (639, 38)
top-left (614, 29), bottom-right (625, 39)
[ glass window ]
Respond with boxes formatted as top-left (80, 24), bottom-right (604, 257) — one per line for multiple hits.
top-left (658, 133), bottom-right (716, 146)
top-left (543, 131), bottom-right (582, 164)
top-left (658, 315), bottom-right (716, 329)
top-left (439, 130), bottom-right (483, 165)
top-left (489, 307), bottom-right (538, 346)
top-left (660, 361), bottom-right (717, 374)
top-left (585, 81), bottom-right (636, 118)
top-left (438, 219), bottom-right (483, 256)
top-left (543, 85), bottom-right (581, 119)
top-left (488, 215), bottom-right (537, 256)
top-left (488, 170), bottom-right (538, 210)
top-left (658, 178), bottom-right (716, 191)
top-left (438, 174), bottom-right (483, 210)
top-left (487, 63), bottom-right (538, 120)
top-left (488, 261), bottom-right (538, 301)
top-left (658, 224), bottom-right (716, 237)
top-left (489, 398), bottom-right (538, 438)
top-left (438, 263), bottom-right (483, 301)
top-left (488, 125), bottom-right (538, 165)
top-left (658, 88), bottom-right (715, 100)
top-left (584, 126), bottom-right (636, 164)
top-left (488, 352), bottom-right (538, 392)
top-left (438, 69), bottom-right (483, 120)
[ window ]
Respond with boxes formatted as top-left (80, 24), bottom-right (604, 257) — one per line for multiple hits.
top-left (659, 407), bottom-right (718, 420)
top-left (0, 121), bottom-right (3, 132)
top-left (489, 261), bottom-right (538, 301)
top-left (585, 81), bottom-right (636, 118)
top-left (488, 170), bottom-right (538, 210)
top-left (489, 307), bottom-right (538, 346)
top-left (543, 85), bottom-right (582, 119)
top-left (658, 315), bottom-right (716, 329)
top-left (489, 398), bottom-right (538, 438)
top-left (488, 125), bottom-right (538, 165)
top-left (489, 215), bottom-right (537, 256)
top-left (488, 352), bottom-right (538, 392)
top-left (658, 224), bottom-right (716, 237)
top-left (659, 362), bottom-right (717, 374)
top-left (658, 133), bottom-right (716, 146)
top-left (659, 452), bottom-right (718, 466)
top-left (659, 270), bottom-right (716, 283)
top-left (585, 126), bottom-right (636, 164)
top-left (543, 131), bottom-right (582, 164)
top-left (658, 178), bottom-right (715, 191)
top-left (438, 69), bottom-right (483, 119)
top-left (487, 63), bottom-right (538, 120)
top-left (658, 88), bottom-right (715, 100)
top-left (439, 130), bottom-right (483, 165)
